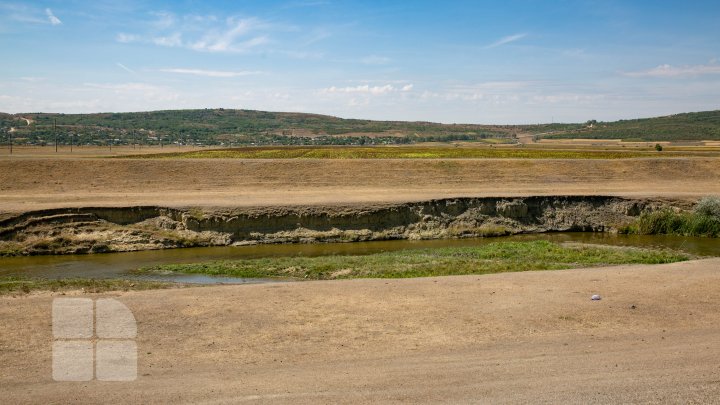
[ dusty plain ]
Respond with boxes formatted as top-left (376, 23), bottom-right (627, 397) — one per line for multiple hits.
top-left (1, 145), bottom-right (720, 212)
top-left (2, 144), bottom-right (720, 403)
top-left (2, 259), bottom-right (720, 403)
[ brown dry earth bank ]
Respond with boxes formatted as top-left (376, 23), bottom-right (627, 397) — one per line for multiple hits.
top-left (2, 259), bottom-right (720, 403)
top-left (1, 157), bottom-right (720, 211)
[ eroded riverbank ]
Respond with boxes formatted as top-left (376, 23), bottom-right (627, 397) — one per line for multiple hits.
top-left (0, 196), bottom-right (694, 256)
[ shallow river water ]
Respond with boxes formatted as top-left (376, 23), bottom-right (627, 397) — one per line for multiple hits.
top-left (0, 233), bottom-right (718, 284)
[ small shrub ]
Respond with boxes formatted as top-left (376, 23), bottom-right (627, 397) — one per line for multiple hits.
top-left (654, 143), bottom-right (663, 151)
top-left (694, 196), bottom-right (720, 218)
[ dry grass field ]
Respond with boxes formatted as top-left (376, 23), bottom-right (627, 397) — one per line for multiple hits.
top-left (1, 145), bottom-right (719, 212)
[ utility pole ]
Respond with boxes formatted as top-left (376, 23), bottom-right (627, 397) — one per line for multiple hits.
top-left (70, 132), bottom-right (73, 153)
top-left (54, 118), bottom-right (58, 152)
top-left (3, 128), bottom-right (11, 154)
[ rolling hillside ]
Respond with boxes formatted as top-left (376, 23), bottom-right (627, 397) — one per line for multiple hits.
top-left (1, 109), bottom-right (719, 147)
top-left (0, 109), bottom-right (513, 146)
top-left (541, 110), bottom-right (720, 141)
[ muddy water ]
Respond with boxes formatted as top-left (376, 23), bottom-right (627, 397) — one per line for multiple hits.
top-left (0, 233), bottom-right (718, 284)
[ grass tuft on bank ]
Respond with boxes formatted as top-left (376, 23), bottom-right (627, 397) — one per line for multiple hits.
top-left (137, 240), bottom-right (690, 280)
top-left (621, 196), bottom-right (720, 237)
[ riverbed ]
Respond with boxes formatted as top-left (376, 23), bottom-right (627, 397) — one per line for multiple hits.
top-left (1, 232), bottom-right (718, 284)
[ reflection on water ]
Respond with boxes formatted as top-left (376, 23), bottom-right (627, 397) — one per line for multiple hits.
top-left (0, 232), bottom-right (718, 284)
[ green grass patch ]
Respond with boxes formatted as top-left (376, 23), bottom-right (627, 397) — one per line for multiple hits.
top-left (0, 277), bottom-right (174, 295)
top-left (625, 210), bottom-right (720, 237)
top-left (128, 146), bottom-right (681, 160)
top-left (137, 240), bottom-right (690, 280)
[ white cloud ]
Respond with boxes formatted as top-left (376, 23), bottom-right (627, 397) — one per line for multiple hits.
top-left (151, 11), bottom-right (175, 30)
top-left (2, 4), bottom-right (62, 25)
top-left (116, 33), bottom-right (140, 43)
top-left (188, 17), bottom-right (268, 52)
top-left (116, 63), bottom-right (135, 74)
top-left (159, 68), bottom-right (265, 78)
top-left (45, 8), bottom-right (61, 25)
top-left (485, 33), bottom-right (526, 48)
top-left (361, 55), bottom-right (391, 65)
top-left (118, 15), bottom-right (271, 53)
top-left (530, 94), bottom-right (607, 104)
top-left (83, 82), bottom-right (161, 91)
top-left (321, 84), bottom-right (414, 95)
top-left (624, 63), bottom-right (720, 78)
top-left (152, 33), bottom-right (183, 47)
top-left (283, 1), bottom-right (331, 8)
top-left (301, 29), bottom-right (332, 46)
top-left (81, 82), bottom-right (179, 104)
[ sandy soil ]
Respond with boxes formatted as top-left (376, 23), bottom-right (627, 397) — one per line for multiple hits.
top-left (2, 259), bottom-right (720, 403)
top-left (1, 157), bottom-right (719, 212)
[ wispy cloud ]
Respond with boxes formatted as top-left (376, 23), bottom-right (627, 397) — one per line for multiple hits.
top-left (361, 55), bottom-right (391, 65)
top-left (150, 11), bottom-right (175, 30)
top-left (282, 1), bottom-right (331, 9)
top-left (159, 68), bottom-right (265, 77)
top-left (83, 82), bottom-right (161, 91)
top-left (321, 84), bottom-right (414, 95)
top-left (20, 76), bottom-right (46, 82)
top-left (116, 33), bottom-right (140, 43)
top-left (45, 8), bottom-right (61, 25)
top-left (116, 63), bottom-right (135, 74)
top-left (1, 3), bottom-right (62, 25)
top-left (302, 33), bottom-right (331, 47)
top-left (188, 17), bottom-right (268, 52)
top-left (116, 15), bottom-right (271, 53)
top-left (153, 33), bottom-right (183, 47)
top-left (485, 33), bottom-right (526, 48)
top-left (623, 63), bottom-right (720, 78)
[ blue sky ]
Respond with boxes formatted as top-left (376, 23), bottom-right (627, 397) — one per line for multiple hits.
top-left (1, 0), bottom-right (719, 123)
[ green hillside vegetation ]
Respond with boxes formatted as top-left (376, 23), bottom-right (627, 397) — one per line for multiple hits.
top-left (543, 111), bottom-right (720, 141)
top-left (0, 109), bottom-right (513, 146)
top-left (1, 109), bottom-right (719, 146)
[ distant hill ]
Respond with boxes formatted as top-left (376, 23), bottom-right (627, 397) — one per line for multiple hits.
top-left (1, 109), bottom-right (719, 147)
top-left (0, 109), bottom-right (515, 147)
top-left (540, 110), bottom-right (720, 141)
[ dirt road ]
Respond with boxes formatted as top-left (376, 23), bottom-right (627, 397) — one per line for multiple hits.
top-left (1, 157), bottom-right (719, 211)
top-left (2, 259), bottom-right (720, 403)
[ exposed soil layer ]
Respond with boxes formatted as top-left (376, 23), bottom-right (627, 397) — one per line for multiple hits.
top-left (0, 196), bottom-right (690, 255)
